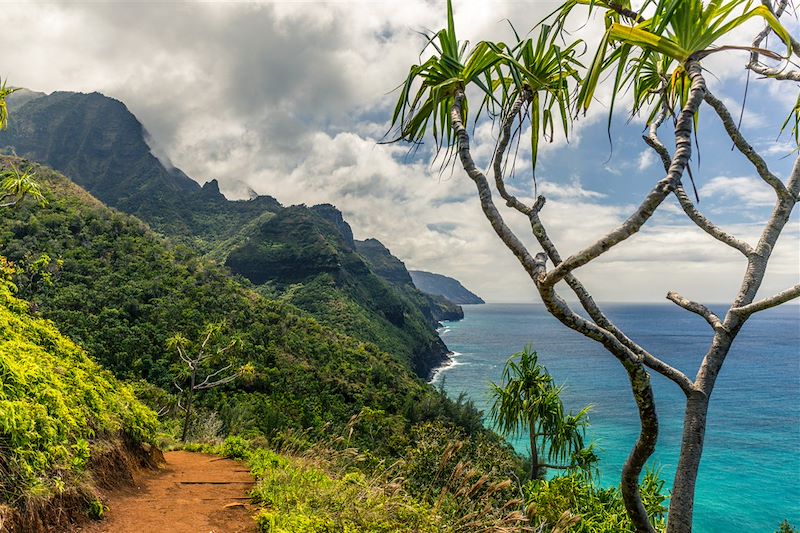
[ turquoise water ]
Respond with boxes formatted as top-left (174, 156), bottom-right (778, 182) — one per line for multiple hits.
top-left (434, 303), bottom-right (800, 532)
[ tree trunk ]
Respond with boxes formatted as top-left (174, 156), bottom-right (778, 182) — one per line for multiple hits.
top-left (181, 372), bottom-right (196, 442)
top-left (529, 422), bottom-right (539, 481)
top-left (620, 363), bottom-right (658, 533)
top-left (666, 391), bottom-right (709, 533)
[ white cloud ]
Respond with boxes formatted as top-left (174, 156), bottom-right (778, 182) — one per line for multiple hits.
top-left (0, 0), bottom-right (797, 303)
top-left (538, 179), bottom-right (606, 200)
top-left (699, 176), bottom-right (777, 207)
top-left (638, 150), bottom-right (656, 171)
top-left (760, 140), bottom-right (797, 157)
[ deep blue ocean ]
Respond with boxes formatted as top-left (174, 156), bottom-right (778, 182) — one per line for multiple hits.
top-left (433, 303), bottom-right (800, 533)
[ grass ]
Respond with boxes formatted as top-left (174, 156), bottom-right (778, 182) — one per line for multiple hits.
top-left (181, 436), bottom-right (441, 533)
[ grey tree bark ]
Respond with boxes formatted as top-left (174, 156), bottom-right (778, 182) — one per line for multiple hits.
top-left (446, 37), bottom-right (798, 531)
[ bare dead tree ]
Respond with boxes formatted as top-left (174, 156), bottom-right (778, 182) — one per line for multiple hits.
top-left (169, 324), bottom-right (240, 442)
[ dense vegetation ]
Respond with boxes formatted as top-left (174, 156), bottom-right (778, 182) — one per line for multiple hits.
top-left (186, 431), bottom-right (669, 532)
top-left (0, 157), bottom-right (486, 449)
top-left (0, 268), bottom-right (156, 529)
top-left (0, 90), bottom-right (460, 378)
top-left (355, 238), bottom-right (464, 321)
top-left (225, 205), bottom-right (452, 377)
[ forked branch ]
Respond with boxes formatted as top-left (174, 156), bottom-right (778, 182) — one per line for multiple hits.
top-left (453, 88), bottom-right (659, 532)
top-left (748, 0), bottom-right (800, 79)
top-left (528, 199), bottom-right (696, 394)
top-left (645, 100), bottom-right (753, 257)
top-left (666, 292), bottom-right (724, 331)
top-left (704, 90), bottom-right (790, 199)
top-left (542, 60), bottom-right (707, 287)
top-left (730, 284), bottom-right (800, 316)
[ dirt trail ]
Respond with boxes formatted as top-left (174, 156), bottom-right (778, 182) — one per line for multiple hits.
top-left (78, 451), bottom-right (256, 533)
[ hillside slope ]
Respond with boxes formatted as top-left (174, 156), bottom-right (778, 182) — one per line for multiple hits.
top-left (0, 273), bottom-right (157, 533)
top-left (355, 238), bottom-right (463, 322)
top-left (0, 91), bottom-right (456, 377)
top-left (225, 206), bottom-right (451, 377)
top-left (0, 157), bottom-right (481, 446)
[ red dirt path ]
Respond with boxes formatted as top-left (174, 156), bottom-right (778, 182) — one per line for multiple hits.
top-left (77, 451), bottom-right (256, 533)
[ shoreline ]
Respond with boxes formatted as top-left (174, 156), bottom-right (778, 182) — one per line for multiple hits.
top-left (428, 350), bottom-right (462, 384)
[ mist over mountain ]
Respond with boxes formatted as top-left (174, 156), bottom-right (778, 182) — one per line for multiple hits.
top-left (0, 89), bottom-right (473, 377)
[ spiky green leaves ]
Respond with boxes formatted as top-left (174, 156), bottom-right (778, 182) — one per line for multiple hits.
top-left (388, 2), bottom-right (581, 175)
top-left (0, 165), bottom-right (45, 208)
top-left (389, 0), bottom-right (504, 157)
top-left (388, 0), bottom-right (795, 175)
top-left (575, 0), bottom-right (795, 122)
top-left (489, 347), bottom-right (592, 471)
top-left (0, 79), bottom-right (18, 131)
top-left (780, 93), bottom-right (800, 150)
top-left (509, 25), bottom-right (582, 174)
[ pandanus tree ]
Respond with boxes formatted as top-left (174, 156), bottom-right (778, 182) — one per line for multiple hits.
top-left (388, 1), bottom-right (798, 531)
top-left (489, 347), bottom-right (592, 481)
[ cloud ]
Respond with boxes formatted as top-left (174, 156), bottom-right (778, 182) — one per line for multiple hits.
top-left (0, 1), bottom-right (796, 303)
top-left (698, 176), bottom-right (777, 207)
top-left (637, 150), bottom-right (656, 171)
top-left (537, 179), bottom-right (607, 200)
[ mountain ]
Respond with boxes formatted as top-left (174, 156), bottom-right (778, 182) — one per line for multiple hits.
top-left (409, 270), bottom-right (485, 305)
top-left (0, 90), bottom-right (458, 378)
top-left (1, 90), bottom-right (282, 244)
top-left (224, 205), bottom-right (452, 377)
top-left (0, 156), bottom-right (483, 444)
top-left (355, 238), bottom-right (463, 322)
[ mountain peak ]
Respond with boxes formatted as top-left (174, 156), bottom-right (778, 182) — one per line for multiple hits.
top-left (201, 178), bottom-right (222, 195)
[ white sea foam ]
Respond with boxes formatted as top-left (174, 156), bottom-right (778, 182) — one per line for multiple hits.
top-left (428, 351), bottom-right (467, 384)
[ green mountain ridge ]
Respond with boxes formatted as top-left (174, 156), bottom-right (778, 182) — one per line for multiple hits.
top-left (0, 156), bottom-right (482, 443)
top-left (224, 206), bottom-right (454, 377)
top-left (0, 89), bottom-right (466, 378)
top-left (354, 238), bottom-right (464, 322)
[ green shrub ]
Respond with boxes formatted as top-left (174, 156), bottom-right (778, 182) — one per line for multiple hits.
top-left (87, 499), bottom-right (106, 520)
top-left (247, 448), bottom-right (440, 533)
top-left (0, 278), bottom-right (157, 503)
top-left (524, 470), bottom-right (668, 532)
top-left (221, 435), bottom-right (251, 459)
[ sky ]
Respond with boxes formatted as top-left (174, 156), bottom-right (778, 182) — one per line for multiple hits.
top-left (1, 0), bottom-right (798, 303)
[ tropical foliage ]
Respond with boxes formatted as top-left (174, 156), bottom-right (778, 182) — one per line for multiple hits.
top-left (490, 347), bottom-right (592, 480)
top-left (388, 0), bottom-right (798, 530)
top-left (525, 470), bottom-right (668, 532)
top-left (0, 85), bottom-right (44, 211)
top-left (0, 163), bottom-right (45, 209)
top-left (0, 79), bottom-right (16, 130)
top-left (0, 157), bottom-right (495, 459)
top-left (0, 272), bottom-right (156, 509)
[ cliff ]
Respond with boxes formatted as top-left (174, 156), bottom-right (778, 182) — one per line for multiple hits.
top-left (409, 270), bottom-right (485, 305)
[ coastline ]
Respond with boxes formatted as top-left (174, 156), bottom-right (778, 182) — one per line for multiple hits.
top-left (427, 319), bottom-right (461, 383)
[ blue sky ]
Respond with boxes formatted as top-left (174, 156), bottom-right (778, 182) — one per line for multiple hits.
top-left (1, 0), bottom-right (797, 303)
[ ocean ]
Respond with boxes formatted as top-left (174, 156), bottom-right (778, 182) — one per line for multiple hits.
top-left (433, 303), bottom-right (800, 533)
